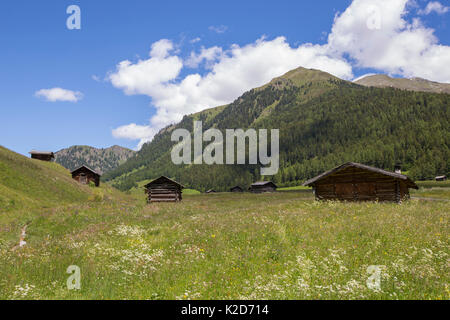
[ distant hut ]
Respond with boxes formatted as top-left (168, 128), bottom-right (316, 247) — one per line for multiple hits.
top-left (435, 175), bottom-right (447, 182)
top-left (230, 186), bottom-right (243, 193)
top-left (29, 150), bottom-right (54, 162)
top-left (71, 165), bottom-right (101, 187)
top-left (206, 189), bottom-right (217, 194)
top-left (249, 181), bottom-right (278, 193)
top-left (145, 176), bottom-right (183, 203)
top-left (303, 162), bottom-right (418, 203)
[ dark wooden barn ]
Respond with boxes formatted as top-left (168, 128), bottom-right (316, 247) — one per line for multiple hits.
top-left (249, 181), bottom-right (278, 193)
top-left (230, 186), bottom-right (243, 193)
top-left (145, 176), bottom-right (183, 203)
top-left (71, 165), bottom-right (101, 187)
top-left (29, 150), bottom-right (54, 162)
top-left (302, 162), bottom-right (418, 203)
top-left (435, 175), bottom-right (447, 182)
top-left (206, 189), bottom-right (217, 194)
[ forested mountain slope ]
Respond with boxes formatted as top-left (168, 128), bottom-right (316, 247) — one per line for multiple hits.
top-left (103, 67), bottom-right (449, 192)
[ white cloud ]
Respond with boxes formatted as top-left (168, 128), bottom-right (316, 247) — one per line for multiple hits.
top-left (109, 37), bottom-right (353, 148)
top-left (112, 123), bottom-right (157, 150)
top-left (327, 0), bottom-right (450, 83)
top-left (419, 1), bottom-right (449, 15)
top-left (35, 88), bottom-right (83, 102)
top-left (190, 37), bottom-right (201, 44)
top-left (109, 39), bottom-right (183, 96)
top-left (185, 46), bottom-right (224, 68)
top-left (209, 25), bottom-right (228, 34)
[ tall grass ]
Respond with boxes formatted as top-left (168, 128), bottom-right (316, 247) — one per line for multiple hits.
top-left (0, 192), bottom-right (448, 300)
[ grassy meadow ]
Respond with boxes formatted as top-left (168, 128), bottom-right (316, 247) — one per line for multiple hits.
top-left (1, 146), bottom-right (449, 300)
top-left (1, 190), bottom-right (448, 300)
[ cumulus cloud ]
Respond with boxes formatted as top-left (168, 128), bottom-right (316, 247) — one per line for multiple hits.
top-left (418, 1), bottom-right (449, 15)
top-left (109, 37), bottom-right (353, 148)
top-left (35, 87), bottom-right (83, 102)
top-left (109, 39), bottom-right (183, 96)
top-left (185, 46), bottom-right (224, 68)
top-left (112, 123), bottom-right (157, 150)
top-left (109, 0), bottom-right (450, 149)
top-left (327, 0), bottom-right (450, 82)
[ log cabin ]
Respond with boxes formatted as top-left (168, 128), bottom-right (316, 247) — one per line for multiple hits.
top-left (249, 181), bottom-right (278, 193)
top-left (71, 165), bottom-right (101, 187)
top-left (145, 176), bottom-right (183, 203)
top-left (29, 150), bottom-right (54, 162)
top-left (302, 162), bottom-right (418, 203)
top-left (230, 186), bottom-right (243, 193)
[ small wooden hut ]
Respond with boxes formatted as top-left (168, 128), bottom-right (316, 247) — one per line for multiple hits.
top-left (230, 186), bottom-right (243, 193)
top-left (145, 176), bottom-right (183, 203)
top-left (29, 150), bottom-right (54, 162)
top-left (435, 175), bottom-right (447, 182)
top-left (249, 181), bottom-right (278, 193)
top-left (71, 165), bottom-right (101, 187)
top-left (303, 162), bottom-right (418, 203)
top-left (206, 189), bottom-right (217, 194)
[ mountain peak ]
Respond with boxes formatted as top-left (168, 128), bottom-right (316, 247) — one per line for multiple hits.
top-left (355, 74), bottom-right (450, 94)
top-left (268, 67), bottom-right (340, 88)
top-left (54, 145), bottom-right (135, 174)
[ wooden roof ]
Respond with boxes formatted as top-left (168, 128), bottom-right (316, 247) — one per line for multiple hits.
top-left (29, 150), bottom-right (54, 156)
top-left (251, 181), bottom-right (278, 188)
top-left (71, 165), bottom-right (101, 176)
top-left (145, 176), bottom-right (184, 189)
top-left (302, 162), bottom-right (418, 189)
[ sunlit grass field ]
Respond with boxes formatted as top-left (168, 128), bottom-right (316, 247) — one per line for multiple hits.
top-left (1, 190), bottom-right (448, 300)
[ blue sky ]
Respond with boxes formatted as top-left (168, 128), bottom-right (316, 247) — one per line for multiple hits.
top-left (0, 0), bottom-right (448, 155)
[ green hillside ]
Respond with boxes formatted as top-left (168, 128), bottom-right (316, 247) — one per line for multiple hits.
top-left (0, 146), bottom-right (93, 211)
top-left (103, 67), bottom-right (450, 192)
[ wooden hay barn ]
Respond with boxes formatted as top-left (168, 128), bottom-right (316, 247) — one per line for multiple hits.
top-left (230, 186), bottom-right (243, 193)
top-left (29, 150), bottom-right (54, 162)
top-left (249, 181), bottom-right (278, 193)
top-left (71, 165), bottom-right (101, 187)
top-left (303, 162), bottom-right (418, 203)
top-left (145, 176), bottom-right (183, 203)
top-left (435, 175), bottom-right (447, 182)
top-left (206, 189), bottom-right (217, 194)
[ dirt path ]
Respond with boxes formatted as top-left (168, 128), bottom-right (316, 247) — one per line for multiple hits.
top-left (11, 224), bottom-right (28, 251)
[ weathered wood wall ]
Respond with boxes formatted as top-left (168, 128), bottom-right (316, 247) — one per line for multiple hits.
top-left (250, 186), bottom-right (277, 193)
top-left (313, 167), bottom-right (410, 202)
top-left (31, 154), bottom-right (53, 162)
top-left (146, 182), bottom-right (182, 202)
top-left (72, 169), bottom-right (100, 187)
